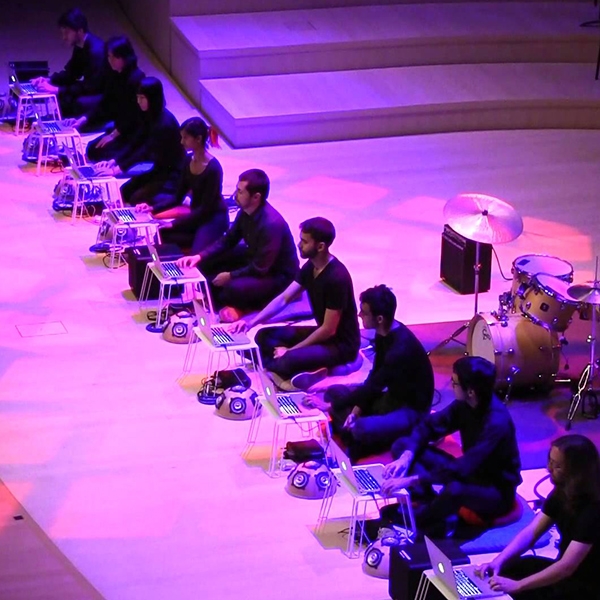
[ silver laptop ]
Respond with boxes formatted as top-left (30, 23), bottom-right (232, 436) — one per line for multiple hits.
top-left (193, 298), bottom-right (252, 347)
top-left (107, 207), bottom-right (155, 226)
top-left (332, 442), bottom-right (385, 495)
top-left (424, 536), bottom-right (503, 599)
top-left (9, 72), bottom-right (38, 95)
top-left (147, 242), bottom-right (200, 280)
top-left (257, 369), bottom-right (321, 418)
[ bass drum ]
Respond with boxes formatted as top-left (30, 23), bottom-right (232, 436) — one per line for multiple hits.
top-left (467, 314), bottom-right (560, 390)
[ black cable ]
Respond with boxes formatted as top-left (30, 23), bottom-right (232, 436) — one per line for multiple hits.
top-left (492, 246), bottom-right (513, 281)
top-left (532, 473), bottom-right (551, 504)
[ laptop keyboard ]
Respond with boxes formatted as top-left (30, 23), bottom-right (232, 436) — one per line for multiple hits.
top-left (210, 326), bottom-right (233, 345)
top-left (163, 262), bottom-right (185, 278)
top-left (21, 83), bottom-right (37, 94)
top-left (455, 570), bottom-right (482, 597)
top-left (43, 122), bottom-right (61, 133)
top-left (354, 468), bottom-right (380, 492)
top-left (114, 208), bottom-right (136, 223)
top-left (277, 395), bottom-right (301, 416)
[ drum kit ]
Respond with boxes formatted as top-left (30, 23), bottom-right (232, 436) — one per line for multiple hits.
top-left (432, 193), bottom-right (599, 428)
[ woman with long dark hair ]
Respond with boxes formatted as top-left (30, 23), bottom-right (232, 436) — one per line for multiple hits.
top-left (97, 76), bottom-right (185, 205)
top-left (75, 36), bottom-right (145, 159)
top-left (135, 117), bottom-right (229, 254)
top-left (477, 434), bottom-right (600, 599)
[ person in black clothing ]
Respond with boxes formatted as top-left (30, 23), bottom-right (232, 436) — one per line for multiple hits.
top-left (32, 8), bottom-right (107, 120)
top-left (95, 77), bottom-right (185, 206)
top-left (75, 36), bottom-right (145, 160)
top-left (135, 117), bottom-right (229, 254)
top-left (177, 169), bottom-right (298, 321)
top-left (232, 217), bottom-right (361, 391)
top-left (475, 434), bottom-right (600, 600)
top-left (321, 285), bottom-right (434, 461)
top-left (380, 356), bottom-right (522, 537)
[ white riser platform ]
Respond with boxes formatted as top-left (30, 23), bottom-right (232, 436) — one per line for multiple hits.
top-left (171, 2), bottom-right (597, 105)
top-left (198, 63), bottom-right (600, 147)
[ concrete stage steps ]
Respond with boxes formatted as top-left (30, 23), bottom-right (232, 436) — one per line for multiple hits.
top-left (199, 63), bottom-right (600, 147)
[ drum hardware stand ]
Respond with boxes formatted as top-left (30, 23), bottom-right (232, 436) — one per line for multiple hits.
top-left (427, 242), bottom-right (484, 356)
top-left (428, 195), bottom-right (523, 357)
top-left (565, 267), bottom-right (600, 429)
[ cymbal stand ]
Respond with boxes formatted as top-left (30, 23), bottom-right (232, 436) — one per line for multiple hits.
top-left (428, 241), bottom-right (483, 356)
top-left (566, 294), bottom-right (600, 430)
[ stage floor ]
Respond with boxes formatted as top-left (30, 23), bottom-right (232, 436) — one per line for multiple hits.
top-left (1, 0), bottom-right (600, 599)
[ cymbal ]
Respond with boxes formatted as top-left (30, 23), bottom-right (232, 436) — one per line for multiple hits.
top-left (444, 193), bottom-right (523, 244)
top-left (568, 283), bottom-right (600, 305)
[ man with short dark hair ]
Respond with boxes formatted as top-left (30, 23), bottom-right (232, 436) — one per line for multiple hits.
top-left (178, 169), bottom-right (298, 321)
top-left (32, 8), bottom-right (107, 119)
top-left (232, 216), bottom-right (360, 391)
top-left (323, 284), bottom-right (434, 461)
top-left (380, 356), bottom-right (522, 538)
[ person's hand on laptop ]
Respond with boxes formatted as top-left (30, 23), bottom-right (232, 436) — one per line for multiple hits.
top-left (176, 254), bottom-right (201, 269)
top-left (96, 131), bottom-right (117, 148)
top-left (488, 575), bottom-right (521, 594)
top-left (229, 319), bottom-right (250, 334)
top-left (474, 559), bottom-right (501, 581)
top-left (31, 76), bottom-right (48, 87)
top-left (380, 475), bottom-right (417, 497)
top-left (383, 450), bottom-right (413, 479)
top-left (36, 80), bottom-right (58, 94)
top-left (212, 272), bottom-right (231, 287)
top-left (135, 203), bottom-right (152, 213)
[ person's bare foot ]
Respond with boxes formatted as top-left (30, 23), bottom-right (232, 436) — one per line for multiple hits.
top-left (302, 393), bottom-right (330, 412)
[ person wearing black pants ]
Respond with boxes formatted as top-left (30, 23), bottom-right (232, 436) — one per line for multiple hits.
top-left (92, 77), bottom-right (185, 206)
top-left (322, 284), bottom-right (434, 462)
top-left (32, 9), bottom-right (108, 120)
top-left (231, 217), bottom-right (361, 391)
top-left (475, 434), bottom-right (600, 600)
top-left (380, 356), bottom-right (522, 538)
top-left (135, 117), bottom-right (229, 255)
top-left (176, 169), bottom-right (298, 322)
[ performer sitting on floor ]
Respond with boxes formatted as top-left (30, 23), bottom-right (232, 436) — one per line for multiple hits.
top-left (32, 8), bottom-right (108, 120)
top-left (379, 356), bottom-right (522, 538)
top-left (135, 117), bottom-right (229, 255)
top-left (314, 284), bottom-right (434, 462)
top-left (77, 36), bottom-right (146, 159)
top-left (94, 77), bottom-right (186, 206)
top-left (176, 169), bottom-right (298, 322)
top-left (231, 217), bottom-right (361, 391)
top-left (475, 434), bottom-right (600, 600)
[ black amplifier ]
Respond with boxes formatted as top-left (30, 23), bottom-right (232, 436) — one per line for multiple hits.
top-left (125, 244), bottom-right (183, 300)
top-left (440, 224), bottom-right (492, 295)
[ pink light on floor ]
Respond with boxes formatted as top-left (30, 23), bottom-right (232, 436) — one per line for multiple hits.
top-left (280, 175), bottom-right (389, 211)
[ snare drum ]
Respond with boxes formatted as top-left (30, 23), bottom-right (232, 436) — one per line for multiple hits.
top-left (467, 314), bottom-right (560, 389)
top-left (520, 274), bottom-right (580, 332)
top-left (511, 254), bottom-right (573, 299)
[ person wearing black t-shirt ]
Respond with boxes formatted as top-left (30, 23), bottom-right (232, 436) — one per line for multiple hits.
top-left (319, 285), bottom-right (433, 461)
top-left (380, 356), bottom-right (522, 537)
top-left (232, 217), bottom-right (360, 391)
top-left (32, 9), bottom-right (108, 119)
top-left (177, 169), bottom-right (298, 321)
top-left (475, 434), bottom-right (600, 600)
top-left (136, 117), bottom-right (228, 255)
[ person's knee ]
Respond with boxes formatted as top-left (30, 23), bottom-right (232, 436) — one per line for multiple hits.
top-left (324, 384), bottom-right (349, 406)
top-left (441, 480), bottom-right (466, 499)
